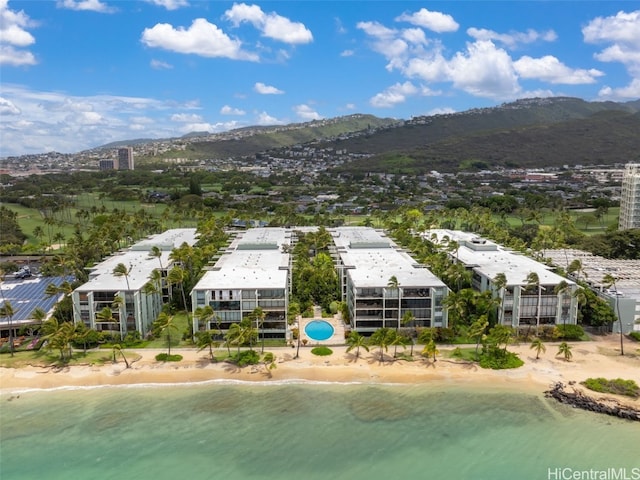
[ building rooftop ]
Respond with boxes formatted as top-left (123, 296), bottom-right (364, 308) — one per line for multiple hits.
top-left (426, 229), bottom-right (574, 287)
top-left (545, 249), bottom-right (640, 302)
top-left (333, 227), bottom-right (446, 288)
top-left (75, 228), bottom-right (197, 293)
top-left (194, 227), bottom-right (290, 290)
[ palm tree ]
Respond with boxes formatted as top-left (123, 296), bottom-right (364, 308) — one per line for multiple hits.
top-left (195, 330), bottom-right (220, 361)
top-left (31, 307), bottom-right (47, 334)
top-left (40, 318), bottom-right (75, 362)
top-left (602, 274), bottom-right (624, 356)
top-left (554, 280), bottom-right (571, 334)
top-left (469, 316), bottom-right (489, 361)
top-left (567, 259), bottom-right (586, 283)
top-left (112, 343), bottom-right (130, 368)
top-left (345, 330), bottom-right (369, 360)
top-left (530, 337), bottom-right (546, 360)
top-left (193, 305), bottom-right (215, 334)
top-left (422, 339), bottom-right (439, 363)
top-left (112, 263), bottom-right (132, 290)
top-left (167, 265), bottom-right (188, 312)
top-left (391, 332), bottom-right (408, 358)
top-left (155, 312), bottom-right (179, 357)
top-left (525, 272), bottom-right (542, 336)
top-left (387, 275), bottom-right (401, 330)
top-left (148, 245), bottom-right (164, 270)
top-left (0, 301), bottom-right (16, 357)
top-left (493, 272), bottom-right (508, 325)
top-left (252, 306), bottom-right (266, 353)
top-left (225, 323), bottom-right (244, 354)
top-left (557, 342), bottom-right (573, 362)
top-left (369, 327), bottom-right (394, 364)
top-left (262, 352), bottom-right (277, 377)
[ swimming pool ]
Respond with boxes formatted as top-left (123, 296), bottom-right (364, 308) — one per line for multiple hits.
top-left (304, 320), bottom-right (335, 341)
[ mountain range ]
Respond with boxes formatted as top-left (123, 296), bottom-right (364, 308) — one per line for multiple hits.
top-left (113, 97), bottom-right (640, 172)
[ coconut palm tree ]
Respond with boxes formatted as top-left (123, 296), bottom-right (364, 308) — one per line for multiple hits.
top-left (530, 337), bottom-right (546, 360)
top-left (469, 316), bottom-right (489, 361)
top-left (557, 342), bottom-right (573, 362)
top-left (155, 312), bottom-right (178, 357)
top-left (387, 275), bottom-right (401, 330)
top-left (525, 272), bottom-right (542, 337)
top-left (195, 330), bottom-right (220, 361)
top-left (602, 274), bottom-right (624, 356)
top-left (112, 263), bottom-right (132, 290)
top-left (345, 330), bottom-right (369, 360)
top-left (554, 280), bottom-right (571, 334)
top-left (422, 339), bottom-right (439, 363)
top-left (0, 301), bottom-right (16, 357)
top-left (493, 272), bottom-right (508, 325)
top-left (167, 265), bottom-right (188, 312)
top-left (148, 246), bottom-right (164, 270)
top-left (370, 327), bottom-right (394, 364)
top-left (252, 306), bottom-right (266, 353)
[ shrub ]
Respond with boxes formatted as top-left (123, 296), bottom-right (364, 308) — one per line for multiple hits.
top-left (155, 353), bottom-right (183, 362)
top-left (479, 347), bottom-right (524, 370)
top-left (311, 346), bottom-right (333, 356)
top-left (553, 324), bottom-right (585, 341)
top-left (230, 349), bottom-right (260, 367)
top-left (629, 331), bottom-right (640, 342)
top-left (581, 378), bottom-right (639, 398)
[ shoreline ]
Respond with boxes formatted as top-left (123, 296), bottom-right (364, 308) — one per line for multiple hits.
top-left (2, 337), bottom-right (639, 407)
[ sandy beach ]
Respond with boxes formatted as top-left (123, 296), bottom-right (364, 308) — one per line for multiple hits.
top-left (2, 336), bottom-right (639, 405)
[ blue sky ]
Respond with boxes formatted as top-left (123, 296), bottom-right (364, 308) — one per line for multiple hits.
top-left (1, 0), bottom-right (639, 157)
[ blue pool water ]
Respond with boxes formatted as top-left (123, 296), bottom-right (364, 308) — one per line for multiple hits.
top-left (305, 320), bottom-right (334, 341)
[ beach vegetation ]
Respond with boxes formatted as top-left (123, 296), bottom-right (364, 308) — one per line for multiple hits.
top-left (557, 342), bottom-right (573, 361)
top-left (195, 330), bottom-right (220, 361)
top-left (0, 349), bottom-right (140, 368)
top-left (229, 349), bottom-right (260, 367)
top-left (345, 331), bottom-right (369, 359)
top-left (262, 352), bottom-right (277, 376)
top-left (530, 338), bottom-right (546, 359)
top-left (369, 327), bottom-right (395, 363)
top-left (113, 344), bottom-right (130, 368)
top-left (311, 346), bottom-right (333, 356)
top-left (478, 348), bottom-right (524, 369)
top-left (155, 353), bottom-right (183, 362)
top-left (421, 339), bottom-right (439, 363)
top-left (629, 331), bottom-right (640, 342)
top-left (154, 312), bottom-right (179, 357)
top-left (552, 324), bottom-right (586, 341)
top-left (581, 378), bottom-right (640, 398)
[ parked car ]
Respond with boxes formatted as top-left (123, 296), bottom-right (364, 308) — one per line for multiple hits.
top-left (15, 266), bottom-right (32, 279)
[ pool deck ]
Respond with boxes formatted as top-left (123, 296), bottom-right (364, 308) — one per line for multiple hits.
top-left (299, 307), bottom-right (346, 346)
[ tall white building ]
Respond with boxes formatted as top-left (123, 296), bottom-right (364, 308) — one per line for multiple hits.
top-left (619, 163), bottom-right (640, 230)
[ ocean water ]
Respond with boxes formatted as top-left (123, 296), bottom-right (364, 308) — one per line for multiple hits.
top-left (1, 382), bottom-right (638, 480)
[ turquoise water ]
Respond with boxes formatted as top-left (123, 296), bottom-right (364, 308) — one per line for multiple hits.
top-left (1, 382), bottom-right (638, 480)
top-left (305, 320), bottom-right (334, 341)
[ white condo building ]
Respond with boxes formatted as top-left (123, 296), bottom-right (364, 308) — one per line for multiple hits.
top-left (333, 227), bottom-right (449, 334)
top-left (426, 230), bottom-right (579, 330)
top-left (191, 228), bottom-right (291, 340)
top-left (619, 163), bottom-right (640, 230)
top-left (72, 229), bottom-right (198, 337)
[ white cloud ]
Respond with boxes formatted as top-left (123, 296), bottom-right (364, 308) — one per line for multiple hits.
top-left (0, 84), bottom-right (202, 156)
top-left (0, 96), bottom-right (21, 115)
top-left (145, 0), bottom-right (189, 10)
top-left (255, 111), bottom-right (284, 125)
top-left (293, 104), bottom-right (322, 121)
top-left (514, 55), bottom-right (604, 84)
top-left (224, 3), bottom-right (313, 44)
top-left (141, 18), bottom-right (259, 61)
top-left (57, 0), bottom-right (116, 13)
top-left (220, 105), bottom-right (246, 115)
top-left (254, 82), bottom-right (284, 94)
top-left (426, 107), bottom-right (456, 116)
top-left (0, 0), bottom-right (37, 65)
top-left (370, 81), bottom-right (418, 108)
top-left (467, 27), bottom-right (557, 49)
top-left (583, 10), bottom-right (640, 100)
top-left (150, 59), bottom-right (173, 69)
top-left (448, 41), bottom-right (521, 99)
top-left (171, 113), bottom-right (203, 122)
top-left (395, 8), bottom-right (459, 33)
top-left (340, 49), bottom-right (354, 57)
